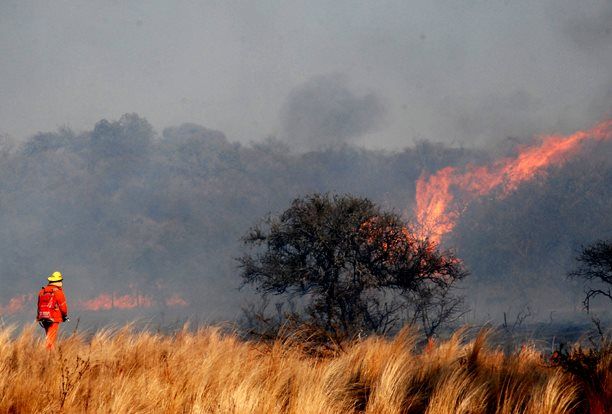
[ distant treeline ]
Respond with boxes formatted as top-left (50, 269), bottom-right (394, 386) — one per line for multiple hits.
top-left (1, 114), bottom-right (610, 320)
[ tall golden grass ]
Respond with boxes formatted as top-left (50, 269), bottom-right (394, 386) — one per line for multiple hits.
top-left (0, 323), bottom-right (609, 413)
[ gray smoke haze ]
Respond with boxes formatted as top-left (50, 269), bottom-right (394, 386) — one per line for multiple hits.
top-left (281, 75), bottom-right (385, 150)
top-left (1, 1), bottom-right (611, 149)
top-left (551, 0), bottom-right (612, 128)
top-left (0, 113), bottom-right (610, 328)
top-left (559, 0), bottom-right (612, 51)
top-left (1, 2), bottom-right (611, 327)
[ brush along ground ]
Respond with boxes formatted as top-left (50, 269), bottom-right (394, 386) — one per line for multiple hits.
top-left (0, 325), bottom-right (608, 413)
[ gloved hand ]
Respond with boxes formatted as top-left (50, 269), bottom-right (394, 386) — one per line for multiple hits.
top-left (63, 316), bottom-right (70, 322)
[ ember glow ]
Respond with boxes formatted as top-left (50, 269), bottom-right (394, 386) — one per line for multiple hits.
top-left (164, 293), bottom-right (189, 308)
top-left (0, 294), bottom-right (33, 316)
top-left (1, 291), bottom-right (190, 314)
top-left (415, 120), bottom-right (612, 243)
top-left (78, 293), bottom-right (154, 311)
top-left (78, 292), bottom-right (189, 311)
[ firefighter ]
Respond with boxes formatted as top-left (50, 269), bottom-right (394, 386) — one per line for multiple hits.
top-left (36, 271), bottom-right (69, 350)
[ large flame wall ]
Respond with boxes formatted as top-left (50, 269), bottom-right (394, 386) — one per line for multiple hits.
top-left (415, 120), bottom-right (612, 243)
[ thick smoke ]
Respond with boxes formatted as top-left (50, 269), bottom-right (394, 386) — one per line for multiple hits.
top-left (437, 90), bottom-right (543, 149)
top-left (555, 0), bottom-right (612, 128)
top-left (2, 1), bottom-right (612, 332)
top-left (280, 75), bottom-right (385, 151)
top-left (0, 113), bottom-right (610, 327)
top-left (559, 0), bottom-right (612, 51)
top-left (2, 1), bottom-right (611, 152)
top-left (451, 141), bottom-right (612, 319)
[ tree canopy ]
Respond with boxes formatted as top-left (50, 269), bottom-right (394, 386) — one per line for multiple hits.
top-left (239, 193), bottom-right (467, 337)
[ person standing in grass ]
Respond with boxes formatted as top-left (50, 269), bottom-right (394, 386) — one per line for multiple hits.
top-left (36, 271), bottom-right (69, 350)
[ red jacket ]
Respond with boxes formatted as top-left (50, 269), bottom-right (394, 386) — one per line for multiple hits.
top-left (37, 285), bottom-right (68, 322)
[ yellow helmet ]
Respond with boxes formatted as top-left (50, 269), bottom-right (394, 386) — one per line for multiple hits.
top-left (48, 271), bottom-right (63, 282)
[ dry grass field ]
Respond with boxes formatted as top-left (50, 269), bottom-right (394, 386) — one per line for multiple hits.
top-left (0, 324), bottom-right (609, 413)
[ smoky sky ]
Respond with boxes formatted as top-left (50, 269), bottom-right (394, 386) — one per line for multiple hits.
top-left (280, 74), bottom-right (385, 150)
top-left (1, 1), bottom-right (611, 150)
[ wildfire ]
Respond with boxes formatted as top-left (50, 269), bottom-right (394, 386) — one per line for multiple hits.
top-left (1, 291), bottom-right (189, 314)
top-left (0, 294), bottom-right (33, 316)
top-left (164, 293), bottom-right (189, 308)
top-left (415, 120), bottom-right (612, 243)
top-left (78, 293), bottom-right (154, 311)
top-left (79, 292), bottom-right (189, 311)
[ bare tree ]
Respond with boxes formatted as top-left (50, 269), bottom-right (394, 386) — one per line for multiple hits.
top-left (569, 240), bottom-right (612, 311)
top-left (405, 284), bottom-right (467, 339)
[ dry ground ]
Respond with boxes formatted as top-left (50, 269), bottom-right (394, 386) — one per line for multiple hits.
top-left (0, 324), bottom-right (609, 413)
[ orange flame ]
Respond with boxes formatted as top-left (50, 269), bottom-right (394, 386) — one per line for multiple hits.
top-left (415, 120), bottom-right (612, 243)
top-left (0, 294), bottom-right (34, 316)
top-left (359, 217), bottom-right (459, 272)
